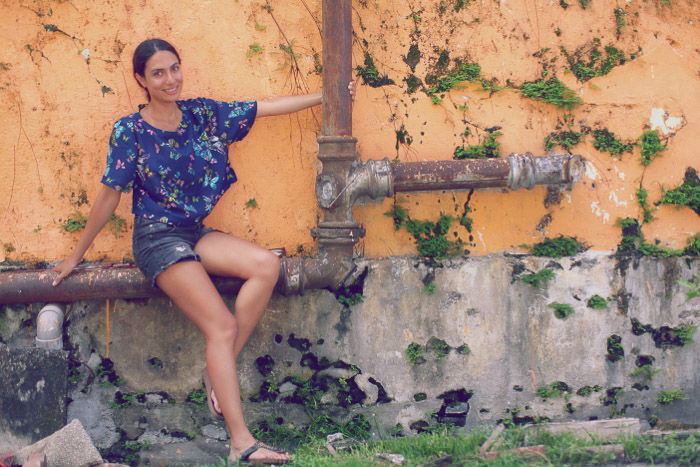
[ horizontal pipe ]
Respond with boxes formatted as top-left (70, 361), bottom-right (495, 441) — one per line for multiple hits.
top-left (0, 263), bottom-right (244, 304)
top-left (390, 153), bottom-right (583, 193)
top-left (391, 159), bottom-right (510, 192)
top-left (0, 255), bottom-right (358, 305)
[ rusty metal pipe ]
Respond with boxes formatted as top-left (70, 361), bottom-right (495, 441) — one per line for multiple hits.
top-left (391, 159), bottom-right (510, 192)
top-left (390, 153), bottom-right (583, 194)
top-left (0, 254), bottom-right (358, 304)
top-left (321, 0), bottom-right (353, 137)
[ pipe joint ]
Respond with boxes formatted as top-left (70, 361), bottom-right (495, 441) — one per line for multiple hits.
top-left (280, 255), bottom-right (358, 295)
top-left (347, 159), bottom-right (394, 205)
top-left (508, 153), bottom-right (584, 191)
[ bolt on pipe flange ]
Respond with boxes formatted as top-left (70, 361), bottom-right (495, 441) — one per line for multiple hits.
top-left (316, 173), bottom-right (342, 209)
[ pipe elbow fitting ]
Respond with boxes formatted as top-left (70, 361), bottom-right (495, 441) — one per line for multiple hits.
top-left (35, 303), bottom-right (64, 350)
top-left (280, 256), bottom-right (357, 295)
top-left (347, 159), bottom-right (394, 205)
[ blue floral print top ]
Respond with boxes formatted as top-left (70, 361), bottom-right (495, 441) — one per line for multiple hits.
top-left (101, 98), bottom-right (257, 225)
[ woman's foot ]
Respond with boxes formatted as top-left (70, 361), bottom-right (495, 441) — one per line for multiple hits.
top-left (231, 440), bottom-right (292, 464)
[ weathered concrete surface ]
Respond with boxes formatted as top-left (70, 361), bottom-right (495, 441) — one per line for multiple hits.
top-left (1, 253), bottom-right (698, 457)
top-left (0, 344), bottom-right (68, 451)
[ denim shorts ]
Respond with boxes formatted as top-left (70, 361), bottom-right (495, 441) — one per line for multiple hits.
top-left (132, 217), bottom-right (218, 287)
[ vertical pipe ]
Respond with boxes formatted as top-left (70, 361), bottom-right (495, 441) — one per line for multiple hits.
top-left (322, 0), bottom-right (353, 137)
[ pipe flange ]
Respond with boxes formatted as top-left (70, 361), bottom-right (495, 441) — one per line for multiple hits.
top-left (508, 153), bottom-right (536, 190)
top-left (281, 257), bottom-right (304, 296)
top-left (366, 159), bottom-right (394, 199)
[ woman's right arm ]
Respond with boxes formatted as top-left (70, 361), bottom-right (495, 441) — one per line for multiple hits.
top-left (51, 185), bottom-right (122, 286)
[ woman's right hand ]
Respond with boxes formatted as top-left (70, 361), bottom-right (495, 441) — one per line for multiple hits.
top-left (51, 256), bottom-right (80, 287)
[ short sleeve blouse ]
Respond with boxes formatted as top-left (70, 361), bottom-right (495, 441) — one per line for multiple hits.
top-left (101, 98), bottom-right (257, 225)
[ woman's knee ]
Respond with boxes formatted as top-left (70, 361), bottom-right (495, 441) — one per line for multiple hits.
top-left (206, 312), bottom-right (239, 343)
top-left (257, 250), bottom-right (280, 282)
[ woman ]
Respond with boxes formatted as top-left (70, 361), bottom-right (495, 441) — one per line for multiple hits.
top-left (52, 38), bottom-right (352, 464)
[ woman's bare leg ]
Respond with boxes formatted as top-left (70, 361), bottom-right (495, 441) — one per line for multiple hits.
top-left (194, 232), bottom-right (280, 358)
top-left (156, 257), bottom-right (288, 462)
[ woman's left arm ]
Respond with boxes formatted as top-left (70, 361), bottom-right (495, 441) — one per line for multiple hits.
top-left (256, 92), bottom-right (322, 118)
top-left (256, 82), bottom-right (355, 118)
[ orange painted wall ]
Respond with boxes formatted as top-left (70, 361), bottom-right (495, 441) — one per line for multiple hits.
top-left (1, 0), bottom-right (699, 264)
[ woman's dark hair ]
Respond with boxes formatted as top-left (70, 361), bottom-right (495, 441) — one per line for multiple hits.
top-left (132, 38), bottom-right (181, 100)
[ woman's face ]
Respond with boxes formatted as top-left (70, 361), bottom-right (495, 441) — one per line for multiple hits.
top-left (135, 50), bottom-right (183, 103)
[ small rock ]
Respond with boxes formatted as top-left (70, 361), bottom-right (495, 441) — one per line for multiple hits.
top-left (376, 452), bottom-right (405, 465)
top-left (201, 424), bottom-right (228, 441)
top-left (325, 432), bottom-right (358, 454)
top-left (145, 393), bottom-right (167, 405)
top-left (327, 433), bottom-right (344, 443)
top-left (278, 381), bottom-right (297, 396)
top-left (138, 431), bottom-right (180, 444)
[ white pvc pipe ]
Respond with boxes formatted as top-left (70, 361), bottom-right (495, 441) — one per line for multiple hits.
top-left (35, 303), bottom-right (64, 350)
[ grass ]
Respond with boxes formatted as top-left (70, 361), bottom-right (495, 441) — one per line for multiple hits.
top-left (205, 425), bottom-right (700, 466)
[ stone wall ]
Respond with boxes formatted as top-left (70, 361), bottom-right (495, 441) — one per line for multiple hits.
top-left (1, 252), bottom-right (698, 457)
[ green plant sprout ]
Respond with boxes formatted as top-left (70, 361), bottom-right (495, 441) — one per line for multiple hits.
top-left (531, 236), bottom-right (585, 257)
top-left (536, 381), bottom-right (570, 399)
top-left (563, 43), bottom-right (627, 83)
top-left (405, 342), bottom-right (426, 366)
top-left (520, 76), bottom-right (581, 109)
top-left (108, 214), bottom-right (126, 238)
top-left (60, 212), bottom-right (87, 232)
top-left (587, 295), bottom-right (608, 309)
top-left (636, 188), bottom-right (656, 224)
top-left (453, 131), bottom-right (501, 159)
top-left (385, 204), bottom-right (464, 266)
top-left (545, 130), bottom-right (584, 152)
top-left (549, 302), bottom-right (575, 319)
top-left (245, 198), bottom-right (258, 209)
top-left (678, 276), bottom-right (700, 300)
top-left (576, 385), bottom-right (602, 397)
top-left (657, 168), bottom-right (700, 215)
top-left (336, 293), bottom-right (365, 307)
top-left (630, 365), bottom-right (659, 383)
top-left (606, 334), bottom-right (624, 362)
top-left (592, 129), bottom-right (634, 155)
top-left (656, 389), bottom-right (687, 405)
top-left (521, 268), bottom-right (555, 289)
top-left (247, 43), bottom-right (263, 58)
top-left (356, 51), bottom-right (394, 88)
top-left (640, 130), bottom-right (667, 166)
top-left (425, 61), bottom-right (481, 104)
